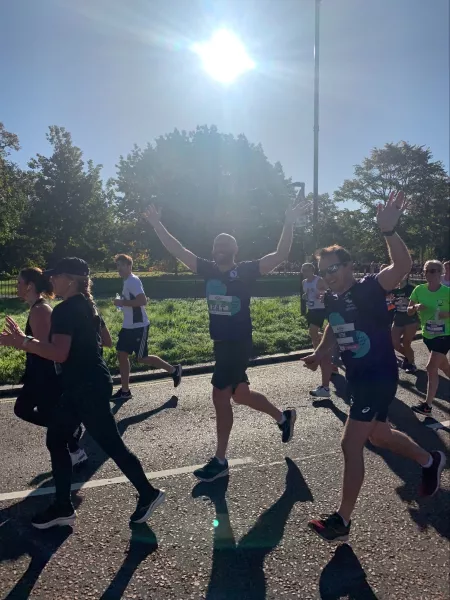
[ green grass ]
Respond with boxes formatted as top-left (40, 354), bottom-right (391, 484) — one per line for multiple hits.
top-left (0, 296), bottom-right (310, 386)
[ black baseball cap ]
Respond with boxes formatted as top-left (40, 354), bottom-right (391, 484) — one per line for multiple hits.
top-left (44, 257), bottom-right (90, 277)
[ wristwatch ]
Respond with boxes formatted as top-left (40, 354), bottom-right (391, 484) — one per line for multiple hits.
top-left (22, 336), bottom-right (34, 348)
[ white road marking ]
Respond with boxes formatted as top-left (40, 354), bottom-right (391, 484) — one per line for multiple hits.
top-left (0, 451), bottom-right (341, 503)
top-left (426, 420), bottom-right (450, 431)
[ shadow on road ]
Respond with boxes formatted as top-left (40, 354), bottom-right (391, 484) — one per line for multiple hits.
top-left (192, 457), bottom-right (312, 600)
top-left (413, 370), bottom-right (449, 402)
top-left (319, 544), bottom-right (378, 600)
top-left (100, 523), bottom-right (158, 600)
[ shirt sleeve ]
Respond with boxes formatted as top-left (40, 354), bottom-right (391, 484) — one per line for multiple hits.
top-left (409, 286), bottom-right (419, 303)
top-left (51, 303), bottom-right (74, 336)
top-left (196, 258), bottom-right (217, 279)
top-left (127, 277), bottom-right (145, 297)
top-left (237, 260), bottom-right (261, 281)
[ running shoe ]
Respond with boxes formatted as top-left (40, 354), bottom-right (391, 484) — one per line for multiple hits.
top-left (70, 448), bottom-right (88, 467)
top-left (171, 364), bottom-right (183, 388)
top-left (404, 362), bottom-right (417, 374)
top-left (331, 365), bottom-right (339, 374)
top-left (193, 457), bottom-right (229, 482)
top-left (31, 504), bottom-right (76, 530)
top-left (130, 489), bottom-right (166, 523)
top-left (308, 512), bottom-right (351, 542)
top-left (420, 451), bottom-right (446, 497)
top-left (309, 386), bottom-right (331, 398)
top-left (278, 409), bottom-right (296, 443)
top-left (412, 402), bottom-right (432, 416)
top-left (111, 388), bottom-right (133, 401)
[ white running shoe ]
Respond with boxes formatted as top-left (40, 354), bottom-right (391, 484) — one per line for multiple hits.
top-left (309, 386), bottom-right (331, 398)
top-left (70, 448), bottom-right (88, 467)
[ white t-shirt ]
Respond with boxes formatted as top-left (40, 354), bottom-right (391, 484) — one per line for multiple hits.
top-left (302, 276), bottom-right (325, 310)
top-left (120, 274), bottom-right (150, 329)
top-left (441, 276), bottom-right (450, 288)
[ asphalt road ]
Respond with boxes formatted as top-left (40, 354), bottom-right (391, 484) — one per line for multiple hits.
top-left (0, 341), bottom-right (449, 600)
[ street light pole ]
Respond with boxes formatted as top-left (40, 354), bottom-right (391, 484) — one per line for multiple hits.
top-left (313, 0), bottom-right (321, 251)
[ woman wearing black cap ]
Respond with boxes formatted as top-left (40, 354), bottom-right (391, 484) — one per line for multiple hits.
top-left (1, 257), bottom-right (165, 529)
top-left (14, 267), bottom-right (87, 466)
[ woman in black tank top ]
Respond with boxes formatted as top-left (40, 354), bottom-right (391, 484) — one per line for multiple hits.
top-left (13, 268), bottom-right (84, 459)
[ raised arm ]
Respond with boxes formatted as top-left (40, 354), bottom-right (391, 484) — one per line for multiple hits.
top-left (143, 205), bottom-right (198, 273)
top-left (376, 191), bottom-right (412, 292)
top-left (259, 192), bottom-right (308, 276)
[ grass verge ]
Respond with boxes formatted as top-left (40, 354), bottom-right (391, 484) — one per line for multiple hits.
top-left (0, 296), bottom-right (310, 386)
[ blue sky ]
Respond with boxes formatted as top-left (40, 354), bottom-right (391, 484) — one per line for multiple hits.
top-left (1, 0), bottom-right (449, 194)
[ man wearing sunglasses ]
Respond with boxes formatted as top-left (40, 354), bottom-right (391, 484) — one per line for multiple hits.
top-left (303, 191), bottom-right (445, 542)
top-left (408, 260), bottom-right (450, 415)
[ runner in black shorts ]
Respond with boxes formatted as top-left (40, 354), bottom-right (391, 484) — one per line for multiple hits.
top-left (144, 199), bottom-right (306, 482)
top-left (14, 268), bottom-right (86, 466)
top-left (1, 258), bottom-right (165, 529)
top-left (391, 275), bottom-right (419, 373)
top-left (303, 191), bottom-right (445, 543)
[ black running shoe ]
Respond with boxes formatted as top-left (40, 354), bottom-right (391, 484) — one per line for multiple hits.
top-left (111, 388), bottom-right (132, 401)
top-left (130, 489), bottom-right (165, 524)
top-left (404, 363), bottom-right (417, 374)
top-left (420, 451), bottom-right (446, 497)
top-left (193, 457), bottom-right (229, 482)
top-left (171, 364), bottom-right (182, 388)
top-left (278, 409), bottom-right (296, 443)
top-left (308, 512), bottom-right (351, 542)
top-left (412, 402), bottom-right (432, 416)
top-left (31, 504), bottom-right (76, 530)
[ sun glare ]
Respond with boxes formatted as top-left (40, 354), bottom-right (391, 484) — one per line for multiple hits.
top-left (191, 29), bottom-right (255, 84)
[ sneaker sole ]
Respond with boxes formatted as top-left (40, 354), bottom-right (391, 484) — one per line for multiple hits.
top-left (426, 451), bottom-right (446, 498)
top-left (309, 392), bottom-right (331, 398)
top-left (32, 514), bottom-right (77, 530)
top-left (412, 407), bottom-right (432, 416)
top-left (71, 454), bottom-right (88, 468)
top-left (284, 410), bottom-right (297, 443)
top-left (193, 467), bottom-right (229, 482)
top-left (131, 490), bottom-right (166, 524)
top-left (308, 524), bottom-right (349, 543)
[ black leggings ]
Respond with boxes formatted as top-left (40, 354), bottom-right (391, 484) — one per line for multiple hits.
top-left (15, 383), bottom-right (79, 453)
top-left (46, 381), bottom-right (155, 508)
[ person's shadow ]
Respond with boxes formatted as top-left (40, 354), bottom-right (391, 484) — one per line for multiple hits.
top-left (0, 396), bottom-right (177, 599)
top-left (319, 544), bottom-right (378, 599)
top-left (192, 457), bottom-right (313, 600)
top-left (99, 523), bottom-right (158, 600)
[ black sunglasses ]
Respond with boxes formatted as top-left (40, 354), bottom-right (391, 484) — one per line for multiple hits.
top-left (424, 268), bottom-right (440, 274)
top-left (318, 262), bottom-right (346, 277)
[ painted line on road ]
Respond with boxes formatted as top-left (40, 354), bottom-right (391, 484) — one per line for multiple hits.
top-left (0, 451), bottom-right (340, 503)
top-left (426, 420), bottom-right (450, 431)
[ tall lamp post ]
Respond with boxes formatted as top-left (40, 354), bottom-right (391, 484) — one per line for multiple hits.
top-left (312, 0), bottom-right (321, 251)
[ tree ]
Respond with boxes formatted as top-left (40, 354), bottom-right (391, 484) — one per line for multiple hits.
top-left (334, 142), bottom-right (449, 261)
top-left (27, 126), bottom-right (114, 267)
top-left (113, 125), bottom-right (296, 264)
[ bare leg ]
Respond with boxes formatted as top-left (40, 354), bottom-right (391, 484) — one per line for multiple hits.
top-left (438, 353), bottom-right (450, 379)
top-left (320, 355), bottom-right (333, 388)
top-left (309, 324), bottom-right (322, 349)
top-left (232, 383), bottom-right (283, 422)
top-left (337, 418), bottom-right (376, 523)
top-left (401, 323), bottom-right (417, 364)
top-left (425, 352), bottom-right (442, 407)
top-left (138, 355), bottom-right (175, 373)
top-left (118, 351), bottom-right (131, 392)
top-left (391, 325), bottom-right (405, 357)
top-left (213, 387), bottom-right (234, 461)
top-left (369, 421), bottom-right (430, 466)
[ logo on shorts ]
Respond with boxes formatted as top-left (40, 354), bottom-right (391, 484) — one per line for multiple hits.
top-left (229, 270), bottom-right (238, 279)
top-left (361, 407), bottom-right (371, 414)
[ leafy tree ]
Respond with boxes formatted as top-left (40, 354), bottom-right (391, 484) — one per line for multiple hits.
top-left (334, 142), bottom-right (449, 261)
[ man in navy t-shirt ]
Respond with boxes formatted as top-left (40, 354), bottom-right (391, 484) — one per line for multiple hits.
top-left (144, 200), bottom-right (305, 482)
top-left (303, 191), bottom-right (445, 543)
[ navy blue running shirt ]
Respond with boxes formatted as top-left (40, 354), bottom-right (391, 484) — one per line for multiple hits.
top-left (196, 259), bottom-right (261, 341)
top-left (324, 275), bottom-right (398, 381)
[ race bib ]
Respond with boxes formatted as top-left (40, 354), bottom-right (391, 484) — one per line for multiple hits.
top-left (396, 298), bottom-right (409, 313)
top-left (207, 294), bottom-right (240, 316)
top-left (331, 322), bottom-right (359, 352)
top-left (425, 320), bottom-right (445, 335)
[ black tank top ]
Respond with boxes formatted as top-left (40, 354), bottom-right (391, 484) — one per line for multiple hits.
top-left (23, 298), bottom-right (57, 384)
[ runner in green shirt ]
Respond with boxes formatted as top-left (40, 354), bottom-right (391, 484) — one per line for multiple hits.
top-left (408, 260), bottom-right (450, 415)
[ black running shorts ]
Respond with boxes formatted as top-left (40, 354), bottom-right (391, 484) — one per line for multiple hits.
top-left (212, 339), bottom-right (252, 392)
top-left (392, 313), bottom-right (419, 328)
top-left (347, 377), bottom-right (398, 423)
top-left (423, 336), bottom-right (450, 356)
top-left (306, 309), bottom-right (326, 328)
top-left (116, 326), bottom-right (149, 358)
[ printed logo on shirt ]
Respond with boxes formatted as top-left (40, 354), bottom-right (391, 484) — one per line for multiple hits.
top-left (329, 312), bottom-right (371, 358)
top-left (229, 270), bottom-right (238, 279)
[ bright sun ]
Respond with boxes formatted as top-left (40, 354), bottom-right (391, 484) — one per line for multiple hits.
top-left (191, 29), bottom-right (255, 84)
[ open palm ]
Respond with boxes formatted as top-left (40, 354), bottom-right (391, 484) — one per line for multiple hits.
top-left (143, 204), bottom-right (161, 227)
top-left (377, 190), bottom-right (405, 232)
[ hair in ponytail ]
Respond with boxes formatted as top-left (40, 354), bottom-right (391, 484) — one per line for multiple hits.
top-left (20, 267), bottom-right (54, 298)
top-left (68, 275), bottom-right (98, 315)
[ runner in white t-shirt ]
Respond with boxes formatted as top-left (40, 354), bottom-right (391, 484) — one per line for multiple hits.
top-left (301, 263), bottom-right (334, 398)
top-left (111, 254), bottom-right (182, 401)
top-left (442, 261), bottom-right (450, 287)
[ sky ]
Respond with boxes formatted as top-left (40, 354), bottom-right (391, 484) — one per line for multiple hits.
top-left (1, 0), bottom-right (449, 195)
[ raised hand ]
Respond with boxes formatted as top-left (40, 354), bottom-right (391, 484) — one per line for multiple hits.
top-left (285, 198), bottom-right (310, 225)
top-left (377, 190), bottom-right (405, 233)
top-left (142, 204), bottom-right (162, 228)
top-left (0, 316), bottom-right (26, 349)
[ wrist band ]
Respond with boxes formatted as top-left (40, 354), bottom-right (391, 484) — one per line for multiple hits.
top-left (22, 336), bottom-right (34, 348)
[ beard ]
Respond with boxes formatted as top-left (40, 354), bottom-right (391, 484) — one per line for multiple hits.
top-left (213, 252), bottom-right (234, 265)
